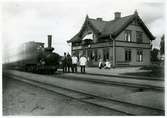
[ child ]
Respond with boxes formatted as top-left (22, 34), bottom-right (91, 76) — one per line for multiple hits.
top-left (104, 59), bottom-right (111, 69)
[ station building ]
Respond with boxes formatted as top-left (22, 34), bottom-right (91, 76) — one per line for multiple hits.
top-left (67, 11), bottom-right (155, 67)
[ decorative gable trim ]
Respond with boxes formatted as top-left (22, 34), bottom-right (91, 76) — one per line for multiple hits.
top-left (68, 11), bottom-right (155, 43)
top-left (111, 14), bottom-right (155, 40)
top-left (136, 16), bottom-right (155, 40)
top-left (78, 15), bottom-right (99, 38)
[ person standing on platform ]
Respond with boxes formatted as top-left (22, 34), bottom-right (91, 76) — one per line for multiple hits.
top-left (79, 55), bottom-right (87, 73)
top-left (98, 58), bottom-right (103, 69)
top-left (72, 54), bottom-right (78, 73)
top-left (62, 52), bottom-right (67, 72)
top-left (67, 53), bottom-right (72, 72)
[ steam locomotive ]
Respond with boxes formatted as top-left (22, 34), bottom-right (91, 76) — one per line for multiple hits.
top-left (6, 35), bottom-right (61, 74)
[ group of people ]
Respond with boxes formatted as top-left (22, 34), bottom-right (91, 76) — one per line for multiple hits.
top-left (62, 52), bottom-right (111, 73)
top-left (98, 59), bottom-right (111, 69)
top-left (62, 53), bottom-right (87, 73)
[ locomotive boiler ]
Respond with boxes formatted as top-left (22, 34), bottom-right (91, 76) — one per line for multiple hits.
top-left (11, 35), bottom-right (60, 74)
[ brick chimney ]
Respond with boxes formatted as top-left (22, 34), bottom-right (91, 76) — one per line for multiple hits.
top-left (114, 12), bottom-right (121, 20)
top-left (96, 18), bottom-right (103, 21)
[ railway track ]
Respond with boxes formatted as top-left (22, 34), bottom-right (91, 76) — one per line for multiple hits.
top-left (5, 74), bottom-right (164, 115)
top-left (54, 73), bottom-right (164, 91)
top-left (76, 72), bottom-right (164, 81)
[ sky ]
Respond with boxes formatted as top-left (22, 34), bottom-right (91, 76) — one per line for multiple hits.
top-left (1, 0), bottom-right (166, 63)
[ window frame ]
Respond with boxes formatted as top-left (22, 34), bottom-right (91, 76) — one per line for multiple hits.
top-left (136, 31), bottom-right (143, 43)
top-left (125, 49), bottom-right (131, 62)
top-left (136, 49), bottom-right (143, 62)
top-left (124, 30), bottom-right (132, 42)
top-left (94, 49), bottom-right (98, 61)
top-left (103, 48), bottom-right (109, 61)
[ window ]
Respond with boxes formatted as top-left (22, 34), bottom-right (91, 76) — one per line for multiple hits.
top-left (103, 48), bottom-right (109, 61)
top-left (97, 50), bottom-right (102, 60)
top-left (79, 50), bottom-right (84, 58)
top-left (137, 49), bottom-right (143, 62)
top-left (94, 49), bottom-right (98, 61)
top-left (125, 49), bottom-right (131, 61)
top-left (72, 50), bottom-right (79, 59)
top-left (124, 30), bottom-right (132, 42)
top-left (136, 31), bottom-right (143, 43)
top-left (88, 49), bottom-right (93, 61)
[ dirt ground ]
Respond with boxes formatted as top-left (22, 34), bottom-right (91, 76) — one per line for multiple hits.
top-left (3, 77), bottom-right (123, 116)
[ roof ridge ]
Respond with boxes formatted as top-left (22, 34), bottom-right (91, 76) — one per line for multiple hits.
top-left (109, 14), bottom-right (134, 22)
top-left (88, 18), bottom-right (109, 22)
top-left (88, 14), bottom-right (134, 23)
top-left (101, 14), bottom-right (135, 35)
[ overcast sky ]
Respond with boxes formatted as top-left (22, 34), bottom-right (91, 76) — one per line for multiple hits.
top-left (1, 0), bottom-right (165, 62)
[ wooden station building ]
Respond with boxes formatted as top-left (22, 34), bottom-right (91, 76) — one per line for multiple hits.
top-left (67, 11), bottom-right (155, 67)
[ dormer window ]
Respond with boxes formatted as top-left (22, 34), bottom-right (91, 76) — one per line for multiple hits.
top-left (124, 30), bottom-right (132, 42)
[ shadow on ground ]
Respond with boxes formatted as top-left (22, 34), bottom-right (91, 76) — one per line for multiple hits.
top-left (121, 65), bottom-right (164, 78)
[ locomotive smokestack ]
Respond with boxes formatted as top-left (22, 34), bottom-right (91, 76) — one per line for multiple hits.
top-left (48, 35), bottom-right (52, 48)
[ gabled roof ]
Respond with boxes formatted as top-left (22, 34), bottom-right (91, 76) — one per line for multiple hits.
top-left (102, 15), bottom-right (133, 36)
top-left (89, 18), bottom-right (108, 33)
top-left (68, 11), bottom-right (155, 43)
top-left (68, 33), bottom-right (80, 43)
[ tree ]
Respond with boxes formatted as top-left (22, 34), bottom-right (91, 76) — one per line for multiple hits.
top-left (151, 48), bottom-right (160, 61)
top-left (160, 34), bottom-right (164, 55)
